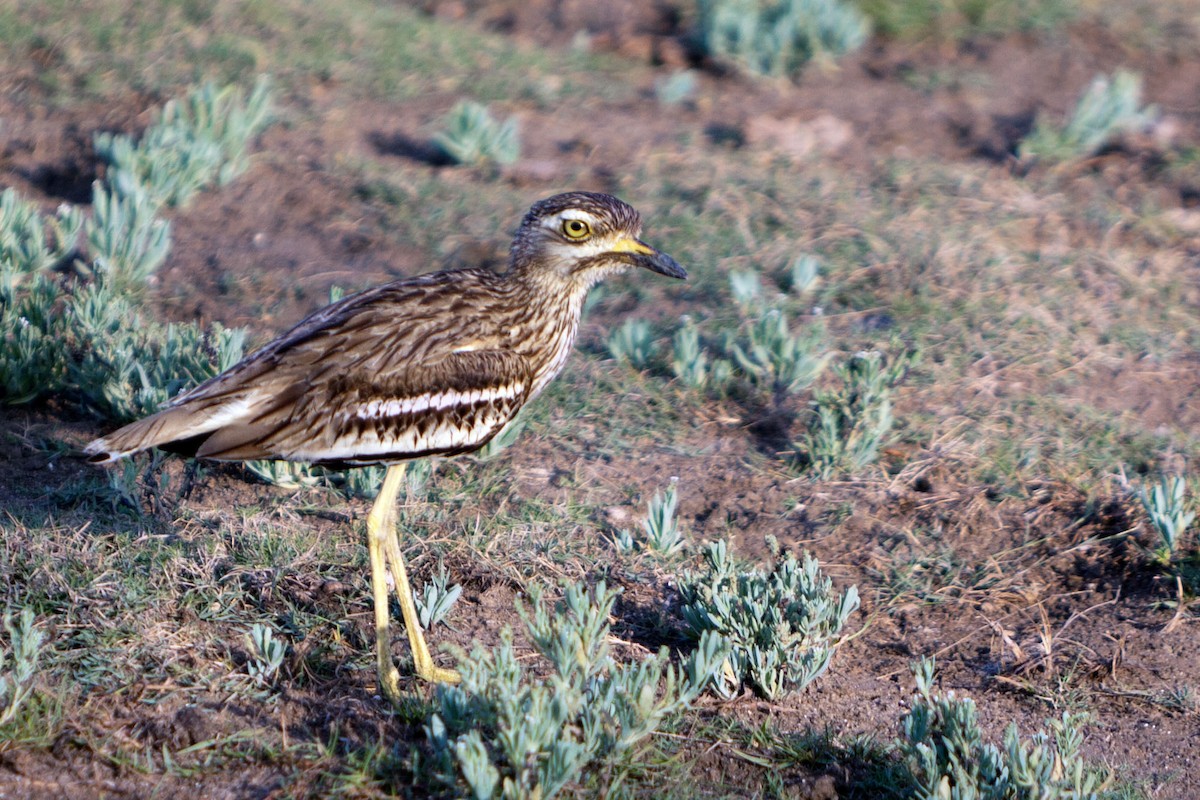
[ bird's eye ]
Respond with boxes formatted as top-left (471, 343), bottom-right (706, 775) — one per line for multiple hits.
top-left (562, 219), bottom-right (591, 240)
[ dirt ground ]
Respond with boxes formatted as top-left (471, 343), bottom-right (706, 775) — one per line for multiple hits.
top-left (2, 2), bottom-right (1200, 798)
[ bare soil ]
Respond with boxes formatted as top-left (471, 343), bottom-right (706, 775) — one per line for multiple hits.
top-left (2, 4), bottom-right (1200, 798)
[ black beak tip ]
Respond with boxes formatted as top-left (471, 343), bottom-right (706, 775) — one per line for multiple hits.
top-left (648, 252), bottom-right (688, 280)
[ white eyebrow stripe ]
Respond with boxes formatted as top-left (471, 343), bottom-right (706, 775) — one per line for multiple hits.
top-left (544, 209), bottom-right (600, 228)
top-left (352, 382), bottom-right (524, 420)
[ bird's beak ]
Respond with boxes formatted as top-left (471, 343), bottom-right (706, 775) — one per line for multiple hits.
top-left (610, 236), bottom-right (688, 280)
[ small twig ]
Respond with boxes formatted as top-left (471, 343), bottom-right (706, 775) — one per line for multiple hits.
top-left (1161, 574), bottom-right (1192, 634)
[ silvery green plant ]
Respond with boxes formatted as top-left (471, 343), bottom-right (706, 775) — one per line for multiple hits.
top-left (639, 481), bottom-right (686, 555)
top-left (671, 317), bottom-right (710, 389)
top-left (1138, 475), bottom-right (1195, 567)
top-left (0, 189), bottom-right (82, 278)
top-left (423, 581), bottom-right (727, 799)
top-left (85, 183), bottom-right (172, 285)
top-left (728, 308), bottom-right (828, 397)
top-left (328, 463), bottom-right (386, 499)
top-left (0, 609), bottom-right (45, 727)
top-left (729, 269), bottom-right (764, 310)
top-left (416, 561), bottom-right (463, 630)
top-left (796, 349), bottom-right (914, 478)
top-left (326, 457), bottom-right (433, 500)
top-left (1019, 69), bottom-right (1157, 162)
top-left (103, 456), bottom-right (146, 513)
top-left (0, 273), bottom-right (67, 404)
top-left (607, 318), bottom-right (657, 369)
top-left (434, 100), bottom-right (520, 167)
top-left (475, 417), bottom-right (526, 461)
top-left (68, 290), bottom-right (247, 422)
top-left (788, 253), bottom-right (821, 295)
top-left (0, 188), bottom-right (55, 276)
top-left (245, 622), bottom-right (286, 690)
top-left (0, 192), bottom-right (85, 404)
top-left (610, 527), bottom-right (637, 555)
top-left (244, 459), bottom-right (323, 490)
top-left (697, 0), bottom-right (870, 78)
top-left (654, 70), bottom-right (698, 107)
top-left (95, 76), bottom-right (274, 208)
top-left (403, 457), bottom-right (435, 499)
top-left (901, 658), bottom-right (1108, 800)
top-left (679, 538), bottom-right (859, 700)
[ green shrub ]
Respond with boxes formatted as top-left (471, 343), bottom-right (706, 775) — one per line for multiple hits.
top-left (2, 79), bottom-right (270, 411)
top-left (434, 100), bottom-right (521, 167)
top-left (423, 581), bottom-right (726, 798)
top-left (654, 70), bottom-right (698, 106)
top-left (0, 609), bottom-right (46, 728)
top-left (244, 460), bottom-right (324, 490)
top-left (607, 318), bottom-right (657, 370)
top-left (0, 273), bottom-right (68, 403)
top-left (729, 269), bottom-right (764, 310)
top-left (415, 561), bottom-right (463, 630)
top-left (67, 285), bottom-right (247, 422)
top-left (1019, 69), bottom-right (1157, 162)
top-left (0, 192), bottom-right (85, 404)
top-left (1138, 475), bottom-right (1194, 567)
top-left (85, 183), bottom-right (173, 285)
top-left (329, 463), bottom-right (387, 499)
top-left (680, 538), bottom-right (859, 700)
top-left (621, 481), bottom-right (687, 556)
top-left (901, 658), bottom-right (1111, 799)
top-left (244, 622), bottom-right (286, 691)
top-left (727, 308), bottom-right (828, 397)
top-left (0, 188), bottom-right (83, 277)
top-left (795, 349), bottom-right (915, 478)
top-left (475, 417), bottom-right (527, 462)
top-left (95, 75), bottom-right (274, 208)
top-left (671, 317), bottom-right (717, 390)
top-left (697, 0), bottom-right (870, 78)
top-left (787, 253), bottom-right (821, 295)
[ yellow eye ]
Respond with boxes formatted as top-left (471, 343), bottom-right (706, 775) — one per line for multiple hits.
top-left (562, 219), bottom-right (591, 240)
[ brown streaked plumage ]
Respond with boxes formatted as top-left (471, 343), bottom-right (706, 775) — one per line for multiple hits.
top-left (85, 191), bottom-right (686, 700)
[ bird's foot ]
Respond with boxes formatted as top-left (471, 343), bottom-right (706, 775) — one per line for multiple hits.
top-left (414, 654), bottom-right (460, 685)
top-left (376, 661), bottom-right (405, 706)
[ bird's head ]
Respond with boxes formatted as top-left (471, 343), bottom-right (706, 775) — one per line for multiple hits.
top-left (509, 192), bottom-right (686, 289)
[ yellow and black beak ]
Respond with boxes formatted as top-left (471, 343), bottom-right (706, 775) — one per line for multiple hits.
top-left (610, 236), bottom-right (688, 280)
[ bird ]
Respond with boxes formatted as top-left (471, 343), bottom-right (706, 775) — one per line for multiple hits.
top-left (85, 191), bottom-right (687, 702)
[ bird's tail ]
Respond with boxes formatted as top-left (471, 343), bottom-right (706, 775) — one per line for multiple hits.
top-left (84, 396), bottom-right (254, 463)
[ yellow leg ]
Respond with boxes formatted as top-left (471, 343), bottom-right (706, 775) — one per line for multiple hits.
top-left (367, 464), bottom-right (405, 702)
top-left (366, 465), bottom-right (459, 702)
top-left (380, 464), bottom-right (460, 684)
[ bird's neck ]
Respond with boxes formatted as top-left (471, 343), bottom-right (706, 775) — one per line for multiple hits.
top-left (507, 266), bottom-right (599, 399)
